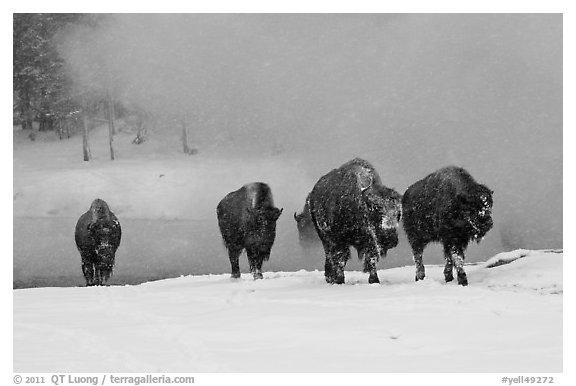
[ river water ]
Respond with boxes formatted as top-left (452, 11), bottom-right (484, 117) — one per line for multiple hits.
top-left (13, 216), bottom-right (503, 289)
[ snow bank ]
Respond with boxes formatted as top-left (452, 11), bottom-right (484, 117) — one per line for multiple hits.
top-left (13, 250), bottom-right (562, 373)
top-left (474, 249), bottom-right (563, 295)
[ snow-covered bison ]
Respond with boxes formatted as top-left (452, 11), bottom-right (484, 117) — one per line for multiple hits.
top-left (75, 199), bottom-right (122, 286)
top-left (217, 182), bottom-right (283, 280)
top-left (402, 166), bottom-right (494, 286)
top-left (309, 158), bottom-right (402, 284)
top-left (293, 193), bottom-right (320, 247)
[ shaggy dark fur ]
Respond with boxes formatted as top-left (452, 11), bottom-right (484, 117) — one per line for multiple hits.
top-left (309, 158), bottom-right (402, 284)
top-left (75, 199), bottom-right (122, 286)
top-left (402, 166), bottom-right (494, 286)
top-left (217, 182), bottom-right (283, 280)
top-left (293, 193), bottom-right (320, 247)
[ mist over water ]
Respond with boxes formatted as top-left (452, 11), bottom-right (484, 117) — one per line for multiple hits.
top-left (24, 13), bottom-right (561, 286)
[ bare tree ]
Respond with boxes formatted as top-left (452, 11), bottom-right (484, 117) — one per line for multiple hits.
top-left (107, 91), bottom-right (115, 160)
top-left (181, 113), bottom-right (192, 155)
top-left (81, 95), bottom-right (91, 161)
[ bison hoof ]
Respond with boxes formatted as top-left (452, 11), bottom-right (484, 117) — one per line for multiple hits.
top-left (253, 272), bottom-right (264, 280)
top-left (444, 272), bottom-right (454, 282)
top-left (231, 272), bottom-right (241, 279)
top-left (415, 272), bottom-right (425, 282)
top-left (326, 272), bottom-right (345, 284)
top-left (457, 273), bottom-right (468, 286)
top-left (368, 274), bottom-right (380, 284)
top-left (333, 275), bottom-right (345, 285)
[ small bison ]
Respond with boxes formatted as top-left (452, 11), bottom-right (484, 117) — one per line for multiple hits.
top-left (402, 166), bottom-right (494, 286)
top-left (309, 158), bottom-right (402, 284)
top-left (75, 199), bottom-right (122, 286)
top-left (293, 193), bottom-right (320, 247)
top-left (217, 182), bottom-right (283, 280)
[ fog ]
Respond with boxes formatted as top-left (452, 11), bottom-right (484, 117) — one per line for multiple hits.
top-left (59, 13), bottom-right (562, 250)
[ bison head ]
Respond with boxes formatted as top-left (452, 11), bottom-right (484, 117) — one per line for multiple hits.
top-left (458, 185), bottom-right (494, 242)
top-left (246, 206), bottom-right (283, 231)
top-left (244, 206), bottom-right (283, 253)
top-left (293, 210), bottom-right (307, 235)
top-left (293, 211), bottom-right (304, 223)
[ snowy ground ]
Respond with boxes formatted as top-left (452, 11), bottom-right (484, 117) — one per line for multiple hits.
top-left (13, 249), bottom-right (562, 373)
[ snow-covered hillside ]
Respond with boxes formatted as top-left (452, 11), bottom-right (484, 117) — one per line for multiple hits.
top-left (13, 249), bottom-right (562, 372)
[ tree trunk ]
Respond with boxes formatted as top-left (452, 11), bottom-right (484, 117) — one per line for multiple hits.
top-left (107, 92), bottom-right (115, 160)
top-left (181, 114), bottom-right (191, 155)
top-left (38, 88), bottom-right (53, 131)
top-left (107, 92), bottom-right (116, 135)
top-left (82, 96), bottom-right (91, 162)
top-left (57, 119), bottom-right (63, 140)
top-left (38, 113), bottom-right (54, 131)
top-left (19, 83), bottom-right (34, 130)
top-left (108, 119), bottom-right (115, 160)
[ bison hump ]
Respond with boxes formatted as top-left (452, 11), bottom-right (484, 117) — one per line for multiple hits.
top-left (244, 182), bottom-right (274, 208)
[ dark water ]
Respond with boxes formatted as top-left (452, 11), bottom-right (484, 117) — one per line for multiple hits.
top-left (14, 216), bottom-right (506, 289)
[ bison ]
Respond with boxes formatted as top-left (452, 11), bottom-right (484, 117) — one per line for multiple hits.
top-left (75, 199), bottom-right (122, 286)
top-left (217, 182), bottom-right (283, 280)
top-left (309, 158), bottom-right (402, 284)
top-left (293, 193), bottom-right (320, 247)
top-left (402, 166), bottom-right (494, 286)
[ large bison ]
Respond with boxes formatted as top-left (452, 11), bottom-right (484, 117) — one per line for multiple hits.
top-left (309, 158), bottom-right (402, 284)
top-left (293, 193), bottom-right (320, 247)
top-left (75, 199), bottom-right (122, 286)
top-left (402, 166), bottom-right (494, 286)
top-left (217, 182), bottom-right (283, 280)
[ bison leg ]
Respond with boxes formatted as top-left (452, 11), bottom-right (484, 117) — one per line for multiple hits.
top-left (443, 259), bottom-right (454, 283)
top-left (320, 239), bottom-right (336, 283)
top-left (442, 244), bottom-right (455, 282)
top-left (81, 260), bottom-right (95, 286)
top-left (325, 246), bottom-right (349, 285)
top-left (255, 258), bottom-right (265, 280)
top-left (228, 248), bottom-right (242, 279)
top-left (93, 267), bottom-right (102, 286)
top-left (335, 248), bottom-right (350, 284)
top-left (449, 247), bottom-right (468, 286)
top-left (246, 248), bottom-right (264, 280)
top-left (98, 265), bottom-right (113, 285)
top-left (364, 257), bottom-right (380, 284)
top-left (410, 244), bottom-right (425, 282)
top-left (363, 254), bottom-right (380, 284)
top-left (324, 258), bottom-right (334, 283)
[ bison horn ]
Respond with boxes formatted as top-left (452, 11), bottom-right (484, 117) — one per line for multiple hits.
top-left (273, 207), bottom-right (283, 221)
